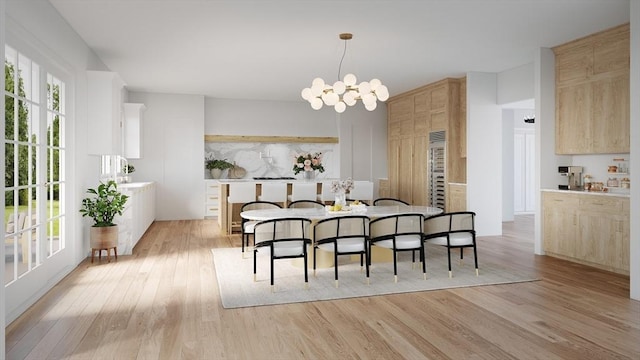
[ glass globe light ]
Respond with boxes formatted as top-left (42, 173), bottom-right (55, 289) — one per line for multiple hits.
top-left (343, 91), bottom-right (357, 106)
top-left (375, 85), bottom-right (389, 101)
top-left (333, 81), bottom-right (346, 94)
top-left (323, 92), bottom-right (339, 106)
top-left (312, 77), bottom-right (325, 88)
top-left (370, 78), bottom-right (382, 90)
top-left (343, 73), bottom-right (357, 86)
top-left (335, 101), bottom-right (346, 113)
top-left (359, 81), bottom-right (371, 95)
top-left (311, 83), bottom-right (323, 97)
top-left (362, 93), bottom-right (376, 106)
top-left (310, 97), bottom-right (323, 110)
top-left (364, 101), bottom-right (377, 111)
top-left (301, 88), bottom-right (312, 101)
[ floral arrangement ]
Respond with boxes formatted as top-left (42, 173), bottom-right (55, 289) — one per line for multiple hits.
top-left (331, 177), bottom-right (353, 193)
top-left (292, 152), bottom-right (325, 175)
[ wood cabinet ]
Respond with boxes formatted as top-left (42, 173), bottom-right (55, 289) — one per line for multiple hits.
top-left (204, 180), bottom-right (220, 218)
top-left (87, 70), bottom-right (125, 155)
top-left (447, 184), bottom-right (466, 212)
top-left (542, 191), bottom-right (629, 275)
top-left (123, 103), bottom-right (146, 159)
top-left (386, 77), bottom-right (466, 207)
top-left (553, 23), bottom-right (629, 154)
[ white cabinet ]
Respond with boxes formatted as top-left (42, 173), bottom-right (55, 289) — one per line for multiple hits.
top-left (123, 103), bottom-right (146, 159)
top-left (115, 182), bottom-right (156, 254)
top-left (87, 70), bottom-right (126, 155)
top-left (204, 180), bottom-right (220, 218)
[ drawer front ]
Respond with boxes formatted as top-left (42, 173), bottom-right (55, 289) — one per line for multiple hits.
top-left (205, 206), bottom-right (218, 217)
top-left (579, 196), bottom-right (623, 212)
top-left (205, 194), bottom-right (219, 205)
top-left (206, 184), bottom-right (219, 195)
top-left (543, 192), bottom-right (579, 207)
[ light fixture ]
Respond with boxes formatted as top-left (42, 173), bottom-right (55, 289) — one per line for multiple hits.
top-left (301, 33), bottom-right (389, 113)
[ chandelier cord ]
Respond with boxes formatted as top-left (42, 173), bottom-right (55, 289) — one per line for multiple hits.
top-left (337, 38), bottom-right (347, 81)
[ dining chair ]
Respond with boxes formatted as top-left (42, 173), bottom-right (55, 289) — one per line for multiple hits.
top-left (368, 213), bottom-right (425, 282)
top-left (288, 182), bottom-right (318, 203)
top-left (227, 182), bottom-right (257, 233)
top-left (258, 182), bottom-right (288, 206)
top-left (373, 197), bottom-right (410, 206)
top-left (288, 200), bottom-right (325, 209)
top-left (253, 217), bottom-right (312, 292)
top-left (313, 215), bottom-right (370, 287)
top-left (240, 201), bottom-right (282, 256)
top-left (349, 181), bottom-right (374, 204)
top-left (423, 211), bottom-right (478, 278)
top-left (318, 181), bottom-right (335, 204)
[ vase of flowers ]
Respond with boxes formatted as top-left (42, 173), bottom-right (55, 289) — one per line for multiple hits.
top-left (292, 152), bottom-right (325, 179)
top-left (331, 178), bottom-right (353, 207)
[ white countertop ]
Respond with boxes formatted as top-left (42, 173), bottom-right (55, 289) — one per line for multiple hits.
top-left (542, 188), bottom-right (630, 198)
top-left (118, 181), bottom-right (155, 189)
top-left (217, 178), bottom-right (340, 184)
top-left (241, 205), bottom-right (443, 221)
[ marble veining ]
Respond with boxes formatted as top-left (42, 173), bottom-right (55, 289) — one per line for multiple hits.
top-left (205, 142), bottom-right (338, 180)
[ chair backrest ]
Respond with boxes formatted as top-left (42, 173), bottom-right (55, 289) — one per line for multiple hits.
top-left (253, 217), bottom-right (312, 247)
top-left (373, 198), bottom-right (410, 206)
top-left (349, 181), bottom-right (374, 202)
top-left (241, 201), bottom-right (282, 212)
top-left (314, 215), bottom-right (369, 243)
top-left (288, 200), bottom-right (325, 209)
top-left (259, 182), bottom-right (288, 203)
top-left (423, 211), bottom-right (476, 238)
top-left (319, 181), bottom-right (335, 202)
top-left (369, 213), bottom-right (423, 240)
top-left (291, 182), bottom-right (318, 201)
top-left (228, 182), bottom-right (256, 203)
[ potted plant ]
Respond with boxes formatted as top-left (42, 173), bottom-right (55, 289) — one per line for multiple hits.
top-left (80, 180), bottom-right (129, 260)
top-left (206, 158), bottom-right (234, 179)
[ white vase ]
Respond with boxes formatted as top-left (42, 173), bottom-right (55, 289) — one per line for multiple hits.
top-left (210, 168), bottom-right (222, 179)
top-left (303, 170), bottom-right (315, 181)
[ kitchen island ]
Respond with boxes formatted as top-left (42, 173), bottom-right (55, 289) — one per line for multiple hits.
top-left (541, 189), bottom-right (629, 275)
top-left (216, 178), bottom-right (338, 235)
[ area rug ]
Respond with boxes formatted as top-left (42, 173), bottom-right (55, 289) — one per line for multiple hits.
top-left (211, 245), bottom-right (538, 309)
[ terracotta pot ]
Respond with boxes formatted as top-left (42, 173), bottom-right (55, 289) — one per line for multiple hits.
top-left (90, 225), bottom-right (118, 249)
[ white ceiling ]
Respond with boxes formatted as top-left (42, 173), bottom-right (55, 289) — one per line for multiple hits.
top-left (49, 0), bottom-right (630, 103)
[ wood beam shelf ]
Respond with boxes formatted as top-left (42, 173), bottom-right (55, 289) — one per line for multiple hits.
top-left (204, 135), bottom-right (339, 144)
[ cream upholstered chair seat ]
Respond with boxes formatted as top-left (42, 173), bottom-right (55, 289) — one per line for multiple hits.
top-left (427, 232), bottom-right (474, 246)
top-left (373, 234), bottom-right (422, 250)
top-left (317, 238), bottom-right (366, 253)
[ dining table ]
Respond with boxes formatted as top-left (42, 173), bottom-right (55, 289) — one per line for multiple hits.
top-left (241, 205), bottom-right (443, 268)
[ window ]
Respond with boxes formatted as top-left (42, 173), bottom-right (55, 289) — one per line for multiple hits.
top-left (4, 45), bottom-right (66, 285)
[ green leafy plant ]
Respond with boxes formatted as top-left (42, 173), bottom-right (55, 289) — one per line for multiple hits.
top-left (206, 158), bottom-right (234, 170)
top-left (79, 180), bottom-right (129, 227)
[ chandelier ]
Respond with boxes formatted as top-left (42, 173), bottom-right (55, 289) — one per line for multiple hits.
top-left (301, 33), bottom-right (389, 113)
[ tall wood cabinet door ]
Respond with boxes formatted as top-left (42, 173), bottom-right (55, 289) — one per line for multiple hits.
top-left (556, 83), bottom-right (592, 154)
top-left (412, 136), bottom-right (428, 206)
top-left (397, 136), bottom-right (414, 204)
top-left (388, 138), bottom-right (400, 199)
top-left (459, 79), bottom-right (467, 158)
top-left (576, 210), bottom-right (628, 272)
top-left (555, 43), bottom-right (592, 84)
top-left (592, 25), bottom-right (629, 76)
top-left (591, 75), bottom-right (630, 153)
top-left (542, 193), bottom-right (578, 257)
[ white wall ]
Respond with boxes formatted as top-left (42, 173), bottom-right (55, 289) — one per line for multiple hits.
top-left (497, 63), bottom-right (534, 105)
top-left (466, 72), bottom-right (503, 236)
top-left (502, 109), bottom-right (515, 221)
top-left (128, 92), bottom-right (205, 220)
top-left (630, 0), bottom-right (639, 300)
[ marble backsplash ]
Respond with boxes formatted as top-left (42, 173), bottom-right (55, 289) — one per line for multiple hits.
top-left (204, 142), bottom-right (338, 180)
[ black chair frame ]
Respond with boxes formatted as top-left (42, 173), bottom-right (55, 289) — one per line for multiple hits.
top-left (240, 201), bottom-right (282, 254)
top-left (423, 211), bottom-right (478, 277)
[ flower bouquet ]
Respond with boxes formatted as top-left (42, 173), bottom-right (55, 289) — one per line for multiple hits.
top-left (292, 152), bottom-right (325, 175)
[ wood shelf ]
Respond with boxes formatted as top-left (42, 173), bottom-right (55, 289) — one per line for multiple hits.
top-left (204, 135), bottom-right (339, 144)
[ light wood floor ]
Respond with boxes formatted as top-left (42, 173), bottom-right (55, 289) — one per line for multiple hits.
top-left (6, 215), bottom-right (640, 359)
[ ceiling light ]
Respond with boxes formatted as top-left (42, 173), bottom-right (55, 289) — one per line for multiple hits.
top-left (301, 33), bottom-right (389, 113)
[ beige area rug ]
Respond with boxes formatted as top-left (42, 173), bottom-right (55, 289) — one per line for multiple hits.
top-left (212, 244), bottom-right (538, 309)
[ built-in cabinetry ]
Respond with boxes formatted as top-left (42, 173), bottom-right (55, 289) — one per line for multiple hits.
top-left (447, 183), bottom-right (466, 212)
top-left (386, 77), bottom-right (466, 207)
top-left (123, 103), bottom-right (146, 159)
top-left (87, 70), bottom-right (125, 155)
top-left (115, 182), bottom-right (156, 255)
top-left (204, 180), bottom-right (220, 219)
top-left (542, 191), bottom-right (629, 275)
top-left (553, 23), bottom-right (629, 154)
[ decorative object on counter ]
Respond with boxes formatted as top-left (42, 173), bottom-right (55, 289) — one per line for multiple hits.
top-left (620, 178), bottom-right (630, 189)
top-left (292, 152), bottom-right (325, 177)
top-left (331, 178), bottom-right (354, 208)
top-left (613, 158), bottom-right (628, 173)
top-left (79, 180), bottom-right (129, 263)
top-left (123, 164), bottom-right (135, 183)
top-left (228, 163), bottom-right (247, 179)
top-left (608, 165), bottom-right (618, 173)
top-left (300, 33), bottom-right (389, 113)
top-left (206, 157), bottom-right (234, 179)
top-left (607, 178), bottom-right (619, 188)
top-left (583, 174), bottom-right (592, 191)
